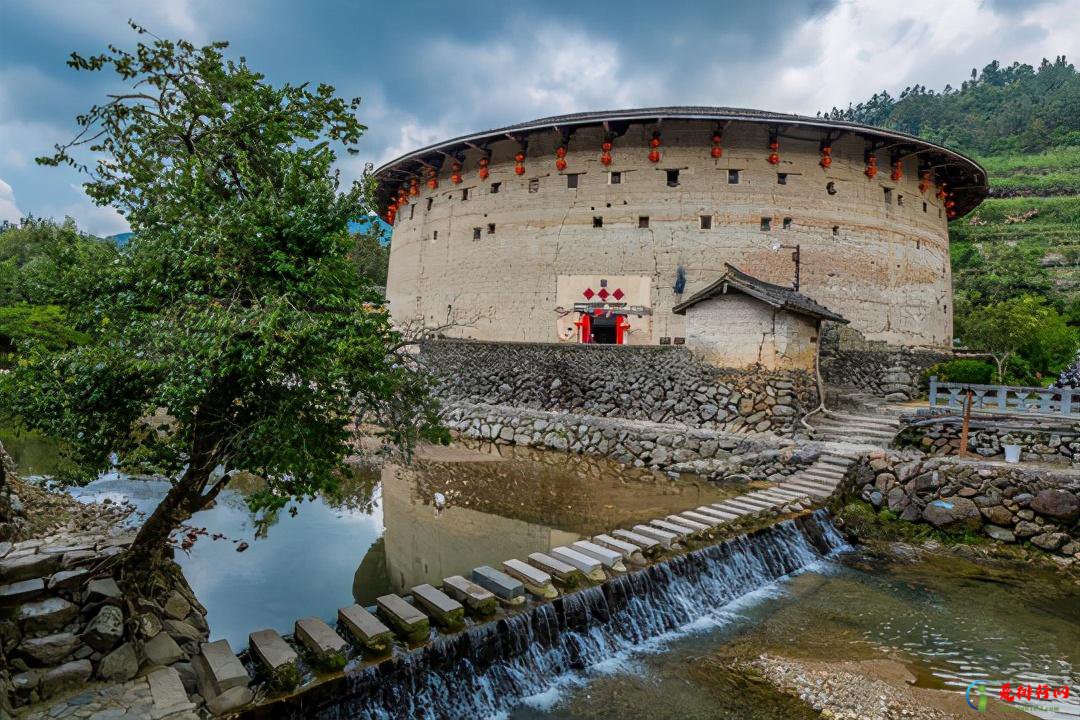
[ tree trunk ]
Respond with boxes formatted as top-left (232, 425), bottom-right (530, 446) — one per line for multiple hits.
top-left (120, 468), bottom-right (208, 585)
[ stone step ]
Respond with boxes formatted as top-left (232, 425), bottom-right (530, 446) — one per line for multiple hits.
top-left (376, 594), bottom-right (430, 643)
top-left (571, 541), bottom-right (626, 571)
top-left (0, 553), bottom-right (60, 584)
top-left (194, 639), bottom-right (250, 698)
top-left (294, 617), bottom-right (348, 669)
top-left (790, 474), bottom-right (837, 486)
top-left (0, 578), bottom-right (46, 605)
top-left (410, 584), bottom-right (465, 628)
top-left (591, 534), bottom-right (645, 562)
top-left (502, 559), bottom-right (558, 599)
top-left (631, 524), bottom-right (678, 548)
top-left (817, 424), bottom-right (897, 438)
top-left (739, 493), bottom-right (785, 508)
top-left (248, 629), bottom-right (299, 688)
top-left (819, 456), bottom-right (858, 467)
top-left (709, 503), bottom-right (752, 517)
top-left (779, 482), bottom-right (833, 498)
top-left (823, 412), bottom-right (900, 426)
top-left (148, 666), bottom-right (200, 718)
top-left (609, 530), bottom-right (662, 557)
top-left (695, 506), bottom-right (739, 522)
top-left (759, 487), bottom-right (809, 500)
top-left (726, 495), bottom-right (777, 510)
top-left (800, 470), bottom-right (845, 482)
top-left (716, 499), bottom-right (769, 515)
top-left (549, 547), bottom-right (605, 581)
top-left (472, 565), bottom-right (527, 602)
top-left (817, 418), bottom-right (898, 432)
top-left (527, 552), bottom-right (583, 584)
top-left (442, 576), bottom-right (498, 615)
top-left (649, 519), bottom-right (698, 537)
top-left (753, 489), bottom-right (809, 506)
top-left (665, 514), bottom-right (711, 532)
top-left (337, 604), bottom-right (394, 653)
top-left (678, 510), bottom-right (722, 527)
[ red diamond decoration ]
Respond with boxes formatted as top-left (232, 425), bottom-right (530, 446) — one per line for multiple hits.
top-left (582, 288), bottom-right (595, 300)
top-left (612, 288), bottom-right (624, 300)
top-left (597, 288), bottom-right (610, 300)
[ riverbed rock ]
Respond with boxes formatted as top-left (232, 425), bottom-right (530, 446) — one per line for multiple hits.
top-left (980, 505), bottom-right (1014, 526)
top-left (85, 577), bottom-right (123, 605)
top-left (144, 630), bottom-right (184, 666)
top-left (163, 590), bottom-right (192, 621)
top-left (984, 525), bottom-right (1016, 543)
top-left (81, 605), bottom-right (123, 652)
top-left (1014, 521), bottom-right (1040, 538)
top-left (39, 659), bottom-right (92, 699)
top-left (98, 641), bottom-right (139, 681)
top-left (1029, 489), bottom-right (1079, 523)
top-left (1031, 532), bottom-right (1068, 551)
top-left (16, 632), bottom-right (81, 666)
top-left (921, 497), bottom-right (981, 531)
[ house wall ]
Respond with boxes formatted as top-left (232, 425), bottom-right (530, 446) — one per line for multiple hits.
top-left (683, 294), bottom-right (818, 370)
top-left (386, 120), bottom-right (954, 348)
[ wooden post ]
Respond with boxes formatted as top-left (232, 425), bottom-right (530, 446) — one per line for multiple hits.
top-left (959, 388), bottom-right (973, 458)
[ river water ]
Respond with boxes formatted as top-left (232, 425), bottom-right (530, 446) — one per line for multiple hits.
top-left (4, 434), bottom-right (1077, 719)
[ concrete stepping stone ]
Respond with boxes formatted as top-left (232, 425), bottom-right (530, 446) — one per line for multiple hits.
top-left (411, 584), bottom-right (465, 629)
top-left (0, 578), bottom-right (45, 605)
top-left (294, 616), bottom-right (348, 671)
top-left (695, 506), bottom-right (739, 521)
top-left (549, 547), bottom-right (606, 582)
top-left (591, 534), bottom-right (647, 564)
top-left (472, 565), bottom-right (526, 604)
top-left (194, 639), bottom-right (250, 698)
top-left (716, 499), bottom-right (766, 514)
top-left (442, 575), bottom-right (498, 615)
top-left (376, 594), bottom-right (430, 644)
top-left (678, 510), bottom-right (721, 527)
top-left (502, 559), bottom-right (558, 599)
top-left (248, 629), bottom-right (299, 690)
top-left (338, 604), bottom-right (394, 654)
top-left (527, 552), bottom-right (585, 586)
top-left (726, 496), bottom-right (774, 511)
top-left (610, 529), bottom-right (661, 557)
top-left (666, 514), bottom-right (711, 532)
top-left (148, 666), bottom-right (199, 718)
top-left (631, 524), bottom-right (678, 548)
top-left (650, 519), bottom-right (697, 538)
top-left (571, 541), bottom-right (626, 572)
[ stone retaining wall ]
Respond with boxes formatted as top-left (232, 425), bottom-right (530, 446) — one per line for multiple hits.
top-left (442, 401), bottom-right (818, 482)
top-left (422, 340), bottom-right (817, 435)
top-left (848, 451), bottom-right (1079, 557)
top-left (898, 413), bottom-right (1079, 464)
top-left (819, 324), bottom-right (949, 401)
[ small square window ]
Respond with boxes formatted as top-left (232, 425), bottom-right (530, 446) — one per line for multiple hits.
top-left (487, 223), bottom-right (496, 234)
top-left (609, 172), bottom-right (622, 185)
top-left (638, 216), bottom-right (649, 228)
top-left (883, 188), bottom-right (893, 204)
top-left (432, 230), bottom-right (438, 240)
top-left (673, 337), bottom-right (685, 345)
top-left (760, 217), bottom-right (772, 231)
top-left (426, 197), bottom-right (434, 211)
top-left (782, 217), bottom-right (792, 229)
top-left (461, 188), bottom-right (470, 201)
top-left (593, 216), bottom-right (603, 228)
top-left (529, 178), bottom-right (539, 193)
top-left (567, 174), bottom-right (579, 189)
top-left (728, 169), bottom-right (740, 184)
top-left (777, 173), bottom-right (788, 185)
top-left (490, 182), bottom-right (501, 194)
top-left (666, 169), bottom-right (679, 187)
top-left (472, 227), bottom-right (481, 240)
top-left (699, 215), bottom-right (712, 230)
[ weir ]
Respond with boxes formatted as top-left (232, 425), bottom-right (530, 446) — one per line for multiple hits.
top-left (241, 510), bottom-right (847, 720)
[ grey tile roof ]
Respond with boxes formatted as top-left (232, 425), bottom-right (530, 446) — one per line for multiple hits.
top-left (671, 263), bottom-right (849, 323)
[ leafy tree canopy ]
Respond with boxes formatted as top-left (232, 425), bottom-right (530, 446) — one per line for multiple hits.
top-left (0, 23), bottom-right (445, 583)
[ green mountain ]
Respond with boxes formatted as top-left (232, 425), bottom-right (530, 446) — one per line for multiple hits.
top-left (824, 58), bottom-right (1080, 326)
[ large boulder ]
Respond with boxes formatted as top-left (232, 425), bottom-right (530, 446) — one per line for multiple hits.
top-left (81, 605), bottom-right (124, 652)
top-left (1029, 490), bottom-right (1079, 523)
top-left (922, 497), bottom-right (982, 532)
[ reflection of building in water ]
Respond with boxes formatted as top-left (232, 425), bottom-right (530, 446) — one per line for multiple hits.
top-left (351, 537), bottom-right (392, 607)
top-left (380, 463), bottom-right (579, 592)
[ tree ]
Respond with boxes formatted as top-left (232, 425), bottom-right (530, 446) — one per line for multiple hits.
top-left (959, 295), bottom-right (1077, 384)
top-left (0, 24), bottom-right (446, 588)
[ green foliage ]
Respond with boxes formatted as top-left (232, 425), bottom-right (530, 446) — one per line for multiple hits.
top-left (350, 226), bottom-right (390, 287)
top-left (0, 23), bottom-right (446, 574)
top-left (957, 295), bottom-right (1078, 384)
top-left (922, 359), bottom-right (995, 385)
top-left (0, 305), bottom-right (89, 366)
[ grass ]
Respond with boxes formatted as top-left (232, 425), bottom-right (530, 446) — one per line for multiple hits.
top-left (977, 147), bottom-right (1080, 195)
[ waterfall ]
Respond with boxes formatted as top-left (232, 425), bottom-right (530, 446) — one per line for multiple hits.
top-left (256, 511), bottom-right (847, 720)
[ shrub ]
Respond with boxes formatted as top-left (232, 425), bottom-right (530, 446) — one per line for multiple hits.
top-left (923, 359), bottom-right (995, 385)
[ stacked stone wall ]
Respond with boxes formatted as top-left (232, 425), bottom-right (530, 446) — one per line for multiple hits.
top-left (421, 340), bottom-right (816, 435)
top-left (819, 324), bottom-right (949, 401)
top-left (847, 452), bottom-right (1079, 557)
top-left (898, 413), bottom-right (1080, 463)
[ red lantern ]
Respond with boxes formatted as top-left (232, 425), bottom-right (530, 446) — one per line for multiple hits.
top-left (601, 141), bottom-right (613, 152)
top-left (648, 149), bottom-right (660, 163)
top-left (710, 132), bottom-right (723, 159)
top-left (555, 146), bottom-right (567, 158)
top-left (515, 164), bottom-right (526, 175)
top-left (600, 152), bottom-right (612, 166)
top-left (555, 145), bottom-right (567, 170)
top-left (556, 158), bottom-right (567, 171)
top-left (945, 199), bottom-right (956, 209)
top-left (890, 160), bottom-right (903, 182)
top-left (514, 152), bottom-right (525, 163)
top-left (918, 171), bottom-right (931, 193)
top-left (650, 137), bottom-right (661, 149)
top-left (479, 167), bottom-right (490, 180)
top-left (397, 189), bottom-right (408, 205)
top-left (768, 152), bottom-right (780, 165)
top-left (426, 167), bottom-right (438, 190)
top-left (514, 150), bottom-right (525, 176)
top-left (820, 146), bottom-right (832, 169)
top-left (767, 137), bottom-right (780, 165)
top-left (865, 154), bottom-right (878, 179)
top-left (936, 184), bottom-right (947, 200)
top-left (409, 178), bottom-right (419, 196)
top-left (451, 161), bottom-right (463, 184)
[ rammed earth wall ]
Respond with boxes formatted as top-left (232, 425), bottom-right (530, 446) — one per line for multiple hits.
top-left (420, 340), bottom-right (817, 435)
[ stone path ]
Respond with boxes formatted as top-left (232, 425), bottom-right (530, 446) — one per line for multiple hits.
top-left (773, 453), bottom-right (858, 499)
top-left (813, 411), bottom-right (901, 446)
top-left (19, 669), bottom-right (198, 720)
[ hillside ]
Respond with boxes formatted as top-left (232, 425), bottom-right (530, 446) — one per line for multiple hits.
top-left (826, 58), bottom-right (1080, 331)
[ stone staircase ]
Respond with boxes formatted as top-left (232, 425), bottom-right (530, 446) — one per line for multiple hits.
top-left (771, 453), bottom-right (858, 500)
top-left (811, 411), bottom-right (901, 446)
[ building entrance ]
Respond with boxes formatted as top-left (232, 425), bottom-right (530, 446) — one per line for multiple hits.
top-left (590, 313), bottom-right (618, 344)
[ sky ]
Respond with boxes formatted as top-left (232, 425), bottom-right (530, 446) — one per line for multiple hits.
top-left (1, 0), bottom-right (1079, 236)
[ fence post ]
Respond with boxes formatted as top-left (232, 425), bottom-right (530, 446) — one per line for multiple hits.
top-left (997, 386), bottom-right (1007, 411)
top-left (1063, 389), bottom-right (1074, 417)
top-left (928, 376), bottom-right (938, 408)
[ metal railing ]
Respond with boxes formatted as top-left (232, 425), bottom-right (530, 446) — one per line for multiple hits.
top-left (928, 376), bottom-right (1078, 417)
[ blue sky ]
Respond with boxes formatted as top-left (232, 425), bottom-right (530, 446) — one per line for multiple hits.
top-left (2, 0), bottom-right (1078, 235)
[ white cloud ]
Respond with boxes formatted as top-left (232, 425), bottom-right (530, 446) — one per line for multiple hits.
top-left (15, 0), bottom-right (206, 44)
top-left (53, 187), bottom-right (130, 236)
top-left (0, 178), bottom-right (23, 223)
